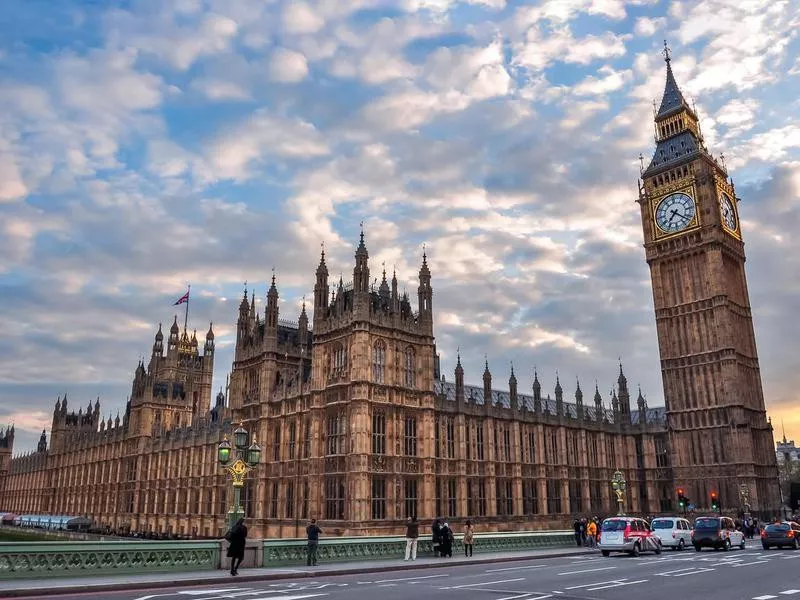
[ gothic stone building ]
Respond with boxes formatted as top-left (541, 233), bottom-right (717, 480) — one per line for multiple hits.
top-left (0, 52), bottom-right (781, 538)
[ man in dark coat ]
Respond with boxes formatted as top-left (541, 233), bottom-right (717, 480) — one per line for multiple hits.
top-left (431, 518), bottom-right (442, 557)
top-left (306, 518), bottom-right (322, 566)
top-left (225, 518), bottom-right (247, 576)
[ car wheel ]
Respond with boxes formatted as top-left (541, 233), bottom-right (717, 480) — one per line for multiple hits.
top-left (601, 550), bottom-right (610, 557)
top-left (630, 543), bottom-right (640, 558)
top-left (694, 544), bottom-right (702, 552)
top-left (724, 539), bottom-right (731, 551)
top-left (677, 539), bottom-right (685, 551)
top-left (740, 539), bottom-right (746, 550)
top-left (654, 541), bottom-right (662, 555)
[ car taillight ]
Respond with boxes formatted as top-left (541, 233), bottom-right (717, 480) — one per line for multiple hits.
top-left (788, 531), bottom-right (795, 538)
top-left (623, 525), bottom-right (631, 541)
top-left (761, 530), bottom-right (767, 538)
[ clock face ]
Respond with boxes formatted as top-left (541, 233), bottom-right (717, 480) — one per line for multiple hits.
top-left (719, 192), bottom-right (737, 231)
top-left (655, 192), bottom-right (696, 234)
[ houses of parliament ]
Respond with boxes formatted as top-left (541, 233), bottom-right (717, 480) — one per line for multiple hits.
top-left (0, 50), bottom-right (781, 539)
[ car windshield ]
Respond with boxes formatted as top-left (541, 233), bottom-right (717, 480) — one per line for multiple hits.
top-left (766, 524), bottom-right (790, 532)
top-left (602, 520), bottom-right (628, 531)
top-left (651, 520), bottom-right (673, 529)
top-left (694, 518), bottom-right (720, 530)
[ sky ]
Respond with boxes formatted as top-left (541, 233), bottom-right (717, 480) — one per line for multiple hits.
top-left (1, 0), bottom-right (799, 454)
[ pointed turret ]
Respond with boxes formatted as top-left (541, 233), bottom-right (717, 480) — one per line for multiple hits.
top-left (455, 349), bottom-right (464, 406)
top-left (509, 363), bottom-right (518, 411)
top-left (532, 369), bottom-right (542, 414)
top-left (353, 228), bottom-right (370, 294)
top-left (314, 245), bottom-right (329, 325)
top-left (37, 429), bottom-right (47, 453)
top-left (611, 388), bottom-right (619, 422)
top-left (483, 358), bottom-right (492, 411)
top-left (378, 265), bottom-right (390, 300)
top-left (205, 322), bottom-right (215, 355)
top-left (637, 385), bottom-right (648, 425)
top-left (555, 373), bottom-right (563, 416)
top-left (575, 378), bottom-right (584, 420)
top-left (391, 267), bottom-right (398, 304)
top-left (417, 247), bottom-right (433, 332)
top-left (168, 315), bottom-right (180, 354)
top-left (153, 323), bottom-right (164, 356)
top-left (593, 382), bottom-right (603, 421)
top-left (617, 361), bottom-right (630, 423)
top-left (266, 272), bottom-right (279, 329)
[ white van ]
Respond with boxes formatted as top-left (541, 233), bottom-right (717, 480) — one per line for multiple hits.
top-left (651, 516), bottom-right (693, 550)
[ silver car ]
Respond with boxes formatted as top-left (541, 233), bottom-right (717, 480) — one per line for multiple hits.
top-left (599, 516), bottom-right (662, 557)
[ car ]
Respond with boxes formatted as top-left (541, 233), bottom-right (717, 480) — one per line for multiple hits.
top-left (651, 516), bottom-right (693, 550)
top-left (761, 521), bottom-right (800, 549)
top-left (691, 516), bottom-right (745, 551)
top-left (599, 516), bottom-right (662, 557)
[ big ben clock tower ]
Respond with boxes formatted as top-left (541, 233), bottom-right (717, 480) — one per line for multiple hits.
top-left (637, 43), bottom-right (780, 514)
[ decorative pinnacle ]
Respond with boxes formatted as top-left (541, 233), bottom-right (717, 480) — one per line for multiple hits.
top-left (320, 241), bottom-right (325, 259)
top-left (662, 39), bottom-right (671, 64)
top-left (271, 267), bottom-right (275, 286)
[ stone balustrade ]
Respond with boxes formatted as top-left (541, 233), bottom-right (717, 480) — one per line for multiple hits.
top-left (0, 530), bottom-right (573, 578)
top-left (0, 540), bottom-right (220, 579)
top-left (262, 530), bottom-right (574, 566)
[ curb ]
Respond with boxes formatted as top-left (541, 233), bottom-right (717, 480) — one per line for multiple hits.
top-left (0, 548), bottom-right (593, 598)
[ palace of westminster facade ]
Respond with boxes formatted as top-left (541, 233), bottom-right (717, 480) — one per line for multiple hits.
top-left (0, 51), bottom-right (781, 538)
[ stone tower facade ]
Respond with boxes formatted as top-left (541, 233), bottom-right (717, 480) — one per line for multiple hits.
top-left (0, 426), bottom-right (13, 497)
top-left (636, 45), bottom-right (780, 512)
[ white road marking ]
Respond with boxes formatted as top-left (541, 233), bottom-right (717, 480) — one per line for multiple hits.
top-left (752, 596), bottom-right (777, 600)
top-left (658, 567), bottom-right (706, 576)
top-left (557, 566), bottom-right (616, 575)
top-left (564, 579), bottom-right (622, 590)
top-left (374, 574), bottom-right (449, 583)
top-left (444, 578), bottom-right (525, 589)
top-left (487, 564), bottom-right (548, 573)
top-left (737, 560), bottom-right (770, 567)
top-left (781, 591), bottom-right (800, 595)
top-left (587, 579), bottom-right (648, 591)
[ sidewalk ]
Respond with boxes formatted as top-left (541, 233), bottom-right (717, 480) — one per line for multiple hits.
top-left (0, 546), bottom-right (593, 598)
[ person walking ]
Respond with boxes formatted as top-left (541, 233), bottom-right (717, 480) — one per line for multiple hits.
top-left (432, 518), bottom-right (442, 557)
top-left (306, 518), bottom-right (322, 566)
top-left (440, 522), bottom-right (454, 558)
top-left (586, 519), bottom-right (597, 549)
top-left (225, 518), bottom-right (247, 576)
top-left (573, 519), bottom-right (582, 547)
top-left (404, 516), bottom-right (419, 561)
top-left (463, 520), bottom-right (474, 557)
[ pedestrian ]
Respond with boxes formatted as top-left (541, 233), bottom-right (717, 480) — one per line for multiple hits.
top-left (306, 518), bottom-right (322, 566)
top-left (580, 518), bottom-right (587, 546)
top-left (586, 519), bottom-right (597, 549)
top-left (432, 518), bottom-right (442, 557)
top-left (224, 518), bottom-right (247, 576)
top-left (404, 516), bottom-right (419, 561)
top-left (573, 519), bottom-right (582, 547)
top-left (440, 522), bottom-right (454, 557)
top-left (463, 520), bottom-right (474, 557)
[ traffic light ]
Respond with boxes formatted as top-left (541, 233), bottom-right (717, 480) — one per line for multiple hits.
top-left (711, 491), bottom-right (721, 512)
top-left (677, 487), bottom-right (689, 513)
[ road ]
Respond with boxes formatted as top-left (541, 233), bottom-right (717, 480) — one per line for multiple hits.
top-left (18, 543), bottom-right (800, 600)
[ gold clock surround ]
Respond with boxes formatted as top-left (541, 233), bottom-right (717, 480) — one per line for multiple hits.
top-left (718, 188), bottom-right (741, 239)
top-left (651, 185), bottom-right (700, 240)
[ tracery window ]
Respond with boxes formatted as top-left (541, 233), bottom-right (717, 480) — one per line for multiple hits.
top-left (404, 347), bottom-right (415, 388)
top-left (404, 416), bottom-right (417, 456)
top-left (330, 343), bottom-right (348, 376)
top-left (326, 412), bottom-right (346, 455)
top-left (372, 412), bottom-right (386, 455)
top-left (372, 340), bottom-right (386, 383)
top-left (288, 422), bottom-right (296, 459)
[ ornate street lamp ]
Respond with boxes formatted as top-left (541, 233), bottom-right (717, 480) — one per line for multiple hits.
top-left (218, 422), bottom-right (261, 530)
top-left (611, 470), bottom-right (627, 516)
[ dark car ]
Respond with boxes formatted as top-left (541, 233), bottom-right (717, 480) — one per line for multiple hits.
top-left (761, 522), bottom-right (800, 550)
top-left (692, 516), bottom-right (745, 551)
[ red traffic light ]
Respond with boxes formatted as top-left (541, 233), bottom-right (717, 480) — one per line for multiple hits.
top-left (711, 491), bottom-right (718, 499)
top-left (677, 488), bottom-right (684, 495)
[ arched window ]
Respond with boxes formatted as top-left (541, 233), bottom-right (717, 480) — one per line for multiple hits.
top-left (373, 341), bottom-right (386, 383)
top-left (404, 347), bottom-right (415, 388)
top-left (330, 343), bottom-right (347, 376)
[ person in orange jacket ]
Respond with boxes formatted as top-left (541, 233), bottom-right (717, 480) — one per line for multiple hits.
top-left (586, 520), bottom-right (598, 548)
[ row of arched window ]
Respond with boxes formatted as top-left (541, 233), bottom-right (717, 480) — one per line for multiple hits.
top-left (371, 341), bottom-right (415, 387)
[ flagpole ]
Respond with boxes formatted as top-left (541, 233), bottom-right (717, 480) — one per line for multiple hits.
top-left (184, 284), bottom-right (190, 332)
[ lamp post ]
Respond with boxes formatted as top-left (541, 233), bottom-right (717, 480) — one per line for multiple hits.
top-left (218, 422), bottom-right (261, 531)
top-left (739, 484), bottom-right (751, 520)
top-left (611, 470), bottom-right (627, 516)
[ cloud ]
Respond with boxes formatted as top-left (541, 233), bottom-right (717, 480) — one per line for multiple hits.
top-left (268, 48), bottom-right (310, 83)
top-left (1, 0), bottom-right (800, 453)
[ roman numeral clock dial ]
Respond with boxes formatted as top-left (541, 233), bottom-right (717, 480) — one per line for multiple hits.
top-left (655, 192), bottom-right (696, 234)
top-left (719, 191), bottom-right (738, 232)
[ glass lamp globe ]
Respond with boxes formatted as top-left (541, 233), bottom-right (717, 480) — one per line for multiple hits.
top-left (217, 438), bottom-right (232, 465)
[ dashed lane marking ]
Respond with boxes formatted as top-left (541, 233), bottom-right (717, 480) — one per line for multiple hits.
top-left (486, 564), bottom-right (548, 573)
top-left (737, 560), bottom-right (770, 567)
top-left (586, 579), bottom-right (648, 591)
top-left (780, 591), bottom-right (800, 595)
top-left (564, 579), bottom-right (623, 590)
top-left (557, 566), bottom-right (616, 575)
top-left (442, 578), bottom-right (525, 590)
top-left (752, 596), bottom-right (778, 600)
top-left (374, 574), bottom-right (449, 583)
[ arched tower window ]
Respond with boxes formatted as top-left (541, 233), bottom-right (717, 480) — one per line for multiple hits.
top-left (330, 343), bottom-right (347, 377)
top-left (373, 341), bottom-right (386, 383)
top-left (404, 347), bottom-right (415, 388)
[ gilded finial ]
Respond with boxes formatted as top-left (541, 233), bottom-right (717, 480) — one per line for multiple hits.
top-left (662, 39), bottom-right (671, 63)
